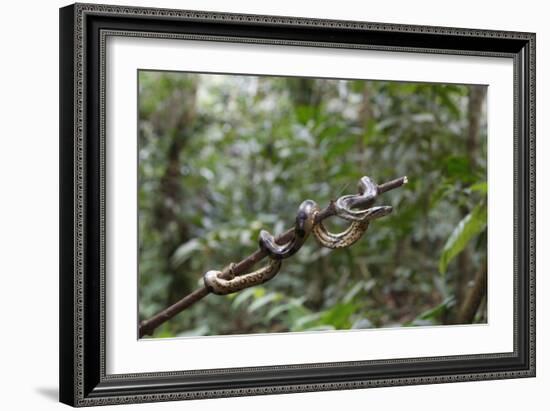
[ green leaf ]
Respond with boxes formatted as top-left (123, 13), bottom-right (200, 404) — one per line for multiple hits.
top-left (468, 181), bottom-right (488, 194)
top-left (445, 156), bottom-right (470, 179)
top-left (295, 105), bottom-right (317, 124)
top-left (343, 281), bottom-right (364, 303)
top-left (429, 182), bottom-right (455, 207)
top-left (291, 313), bottom-right (323, 331)
top-left (439, 202), bottom-right (487, 275)
top-left (266, 298), bottom-right (306, 322)
top-left (232, 287), bottom-right (263, 310)
top-left (416, 297), bottom-right (455, 321)
top-left (266, 302), bottom-right (293, 322)
top-left (248, 293), bottom-right (281, 313)
top-left (319, 303), bottom-right (358, 329)
top-left (171, 238), bottom-right (202, 268)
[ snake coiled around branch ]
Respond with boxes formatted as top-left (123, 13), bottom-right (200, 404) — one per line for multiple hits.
top-left (335, 176), bottom-right (379, 220)
top-left (258, 199), bottom-right (318, 260)
top-left (204, 176), bottom-right (393, 293)
top-left (312, 206), bottom-right (392, 248)
top-left (312, 177), bottom-right (392, 248)
top-left (204, 259), bottom-right (282, 295)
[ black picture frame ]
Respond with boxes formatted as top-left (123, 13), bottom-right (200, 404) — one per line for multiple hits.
top-left (59, 3), bottom-right (536, 407)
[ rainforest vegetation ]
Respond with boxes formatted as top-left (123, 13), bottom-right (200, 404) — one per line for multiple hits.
top-left (138, 71), bottom-right (487, 338)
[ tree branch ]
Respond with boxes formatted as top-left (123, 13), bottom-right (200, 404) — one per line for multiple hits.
top-left (139, 175), bottom-right (408, 337)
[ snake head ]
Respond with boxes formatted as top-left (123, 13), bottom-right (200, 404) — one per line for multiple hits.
top-left (358, 176), bottom-right (379, 199)
top-left (364, 205), bottom-right (393, 221)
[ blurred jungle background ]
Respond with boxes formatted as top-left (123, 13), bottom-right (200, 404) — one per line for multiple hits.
top-left (138, 70), bottom-right (487, 338)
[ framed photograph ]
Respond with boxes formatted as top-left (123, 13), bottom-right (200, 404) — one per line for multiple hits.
top-left (59, 3), bottom-right (535, 407)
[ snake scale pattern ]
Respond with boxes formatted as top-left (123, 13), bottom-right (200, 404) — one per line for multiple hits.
top-left (312, 205), bottom-right (392, 249)
top-left (202, 175), bottom-right (393, 294)
top-left (204, 259), bottom-right (282, 295)
top-left (259, 199), bottom-right (318, 260)
top-left (312, 218), bottom-right (370, 249)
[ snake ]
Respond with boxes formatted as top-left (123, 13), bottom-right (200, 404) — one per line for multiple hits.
top-left (205, 176), bottom-right (392, 292)
top-left (312, 205), bottom-right (392, 249)
top-left (203, 259), bottom-right (282, 295)
top-left (258, 199), bottom-right (318, 260)
top-left (312, 176), bottom-right (392, 249)
top-left (335, 176), bottom-right (380, 221)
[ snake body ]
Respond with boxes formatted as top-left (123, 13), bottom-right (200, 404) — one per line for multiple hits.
top-left (335, 176), bottom-right (379, 221)
top-left (312, 206), bottom-right (392, 248)
top-left (204, 259), bottom-right (282, 295)
top-left (313, 177), bottom-right (392, 248)
top-left (312, 218), bottom-right (370, 249)
top-left (259, 199), bottom-right (318, 259)
top-left (205, 175), bottom-right (394, 293)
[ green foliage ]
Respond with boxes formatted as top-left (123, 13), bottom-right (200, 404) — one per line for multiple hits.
top-left (439, 201), bottom-right (487, 275)
top-left (408, 296), bottom-right (456, 326)
top-left (137, 71), bottom-right (488, 338)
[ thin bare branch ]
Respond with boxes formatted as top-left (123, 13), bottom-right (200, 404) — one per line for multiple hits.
top-left (139, 175), bottom-right (407, 337)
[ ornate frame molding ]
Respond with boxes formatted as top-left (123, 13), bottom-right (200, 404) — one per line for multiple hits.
top-left (60, 3), bottom-right (535, 407)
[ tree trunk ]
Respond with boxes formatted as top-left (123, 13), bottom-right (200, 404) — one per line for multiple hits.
top-left (453, 85), bottom-right (487, 323)
top-left (457, 262), bottom-right (487, 323)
